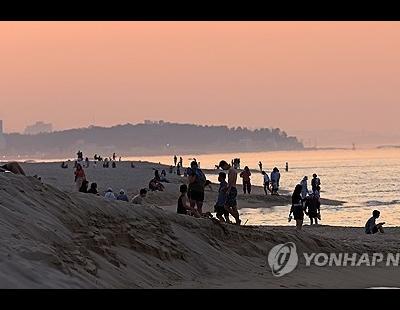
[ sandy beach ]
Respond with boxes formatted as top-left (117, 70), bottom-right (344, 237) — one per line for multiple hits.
top-left (0, 161), bottom-right (399, 288)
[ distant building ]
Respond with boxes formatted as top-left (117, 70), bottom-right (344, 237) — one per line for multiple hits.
top-left (24, 121), bottom-right (53, 135)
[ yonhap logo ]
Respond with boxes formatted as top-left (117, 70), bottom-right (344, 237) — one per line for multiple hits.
top-left (268, 242), bottom-right (298, 277)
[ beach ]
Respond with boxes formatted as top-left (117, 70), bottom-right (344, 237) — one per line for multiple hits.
top-left (0, 161), bottom-right (400, 288)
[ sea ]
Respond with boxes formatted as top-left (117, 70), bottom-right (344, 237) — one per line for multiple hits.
top-left (7, 148), bottom-right (400, 227)
top-left (126, 148), bottom-right (400, 227)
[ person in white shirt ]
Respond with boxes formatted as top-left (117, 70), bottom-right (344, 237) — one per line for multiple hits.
top-left (261, 171), bottom-right (270, 195)
top-left (104, 187), bottom-right (116, 200)
top-left (300, 176), bottom-right (308, 199)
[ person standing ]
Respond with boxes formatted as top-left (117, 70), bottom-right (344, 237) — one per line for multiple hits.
top-left (218, 160), bottom-right (241, 225)
top-left (285, 162), bottom-right (289, 172)
top-left (258, 161), bottom-right (263, 172)
top-left (289, 184), bottom-right (305, 230)
top-left (311, 173), bottom-right (321, 195)
top-left (174, 155), bottom-right (177, 166)
top-left (179, 156), bottom-right (183, 167)
top-left (74, 163), bottom-right (86, 191)
top-left (270, 167), bottom-right (281, 195)
top-left (187, 161), bottom-right (206, 215)
top-left (262, 171), bottom-right (270, 195)
top-left (300, 176), bottom-right (308, 199)
top-left (304, 192), bottom-right (321, 225)
top-left (239, 166), bottom-right (252, 194)
top-left (214, 172), bottom-right (230, 223)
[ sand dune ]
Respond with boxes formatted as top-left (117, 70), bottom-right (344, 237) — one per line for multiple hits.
top-left (1, 165), bottom-right (400, 288)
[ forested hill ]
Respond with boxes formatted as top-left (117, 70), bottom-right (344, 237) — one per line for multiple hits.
top-left (2, 121), bottom-right (304, 158)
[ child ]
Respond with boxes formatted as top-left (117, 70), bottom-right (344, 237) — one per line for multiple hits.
top-left (214, 172), bottom-right (231, 223)
top-left (177, 184), bottom-right (200, 217)
top-left (365, 210), bottom-right (385, 234)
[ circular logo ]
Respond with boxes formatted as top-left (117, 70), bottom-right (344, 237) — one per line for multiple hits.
top-left (268, 242), bottom-right (298, 277)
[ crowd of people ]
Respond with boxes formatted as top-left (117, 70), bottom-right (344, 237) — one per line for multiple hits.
top-left (1, 150), bottom-right (385, 233)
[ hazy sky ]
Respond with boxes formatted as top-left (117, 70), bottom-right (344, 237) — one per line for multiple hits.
top-left (1, 22), bottom-right (399, 142)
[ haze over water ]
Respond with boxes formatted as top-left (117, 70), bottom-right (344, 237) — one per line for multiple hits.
top-left (126, 148), bottom-right (400, 227)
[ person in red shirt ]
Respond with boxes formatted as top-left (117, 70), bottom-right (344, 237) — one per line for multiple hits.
top-left (239, 166), bottom-right (252, 194)
top-left (74, 163), bottom-right (86, 191)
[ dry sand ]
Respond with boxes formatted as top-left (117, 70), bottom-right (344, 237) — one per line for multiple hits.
top-left (0, 161), bottom-right (399, 288)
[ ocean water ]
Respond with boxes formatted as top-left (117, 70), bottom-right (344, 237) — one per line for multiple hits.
top-left (126, 148), bottom-right (400, 227)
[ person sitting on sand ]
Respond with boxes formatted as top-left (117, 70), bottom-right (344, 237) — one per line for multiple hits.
top-left (132, 188), bottom-right (147, 204)
top-left (300, 176), bottom-right (308, 199)
top-left (149, 178), bottom-right (164, 191)
top-left (160, 170), bottom-right (170, 183)
top-left (187, 160), bottom-right (206, 215)
top-left (289, 184), bottom-right (305, 230)
top-left (117, 189), bottom-right (129, 202)
top-left (87, 182), bottom-right (99, 195)
top-left (74, 163), bottom-right (86, 191)
top-left (0, 162), bottom-right (26, 175)
top-left (365, 210), bottom-right (385, 234)
top-left (177, 184), bottom-right (200, 218)
top-left (270, 167), bottom-right (280, 195)
top-left (79, 180), bottom-right (89, 193)
top-left (214, 172), bottom-right (230, 223)
top-left (104, 188), bottom-right (116, 200)
top-left (262, 171), bottom-right (270, 195)
top-left (218, 160), bottom-right (241, 225)
top-left (61, 161), bottom-right (68, 169)
top-left (304, 192), bottom-right (320, 225)
top-left (240, 166), bottom-right (252, 194)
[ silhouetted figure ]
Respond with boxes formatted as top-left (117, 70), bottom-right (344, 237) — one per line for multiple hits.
top-left (240, 166), bottom-right (252, 194)
top-left (289, 184), bottom-right (305, 230)
top-left (262, 171), bottom-right (270, 195)
top-left (311, 173), bottom-right (321, 195)
top-left (88, 182), bottom-right (98, 195)
top-left (285, 162), bottom-right (289, 172)
top-left (169, 165), bottom-right (174, 173)
top-left (79, 180), bottom-right (89, 193)
top-left (154, 170), bottom-right (161, 181)
top-left (131, 162), bottom-right (135, 168)
top-left (179, 157), bottom-right (183, 167)
top-left (304, 192), bottom-right (321, 225)
top-left (112, 161), bottom-right (116, 168)
top-left (300, 176), bottom-right (308, 199)
top-left (174, 155), bottom-right (177, 166)
top-left (61, 162), bottom-right (68, 169)
top-left (85, 157), bottom-right (89, 168)
top-left (112, 153), bottom-right (116, 161)
top-left (365, 210), bottom-right (385, 234)
top-left (258, 161), bottom-right (263, 172)
top-left (270, 167), bottom-right (280, 195)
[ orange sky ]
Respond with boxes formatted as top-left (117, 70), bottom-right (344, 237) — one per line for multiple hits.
top-left (0, 22), bottom-right (399, 142)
